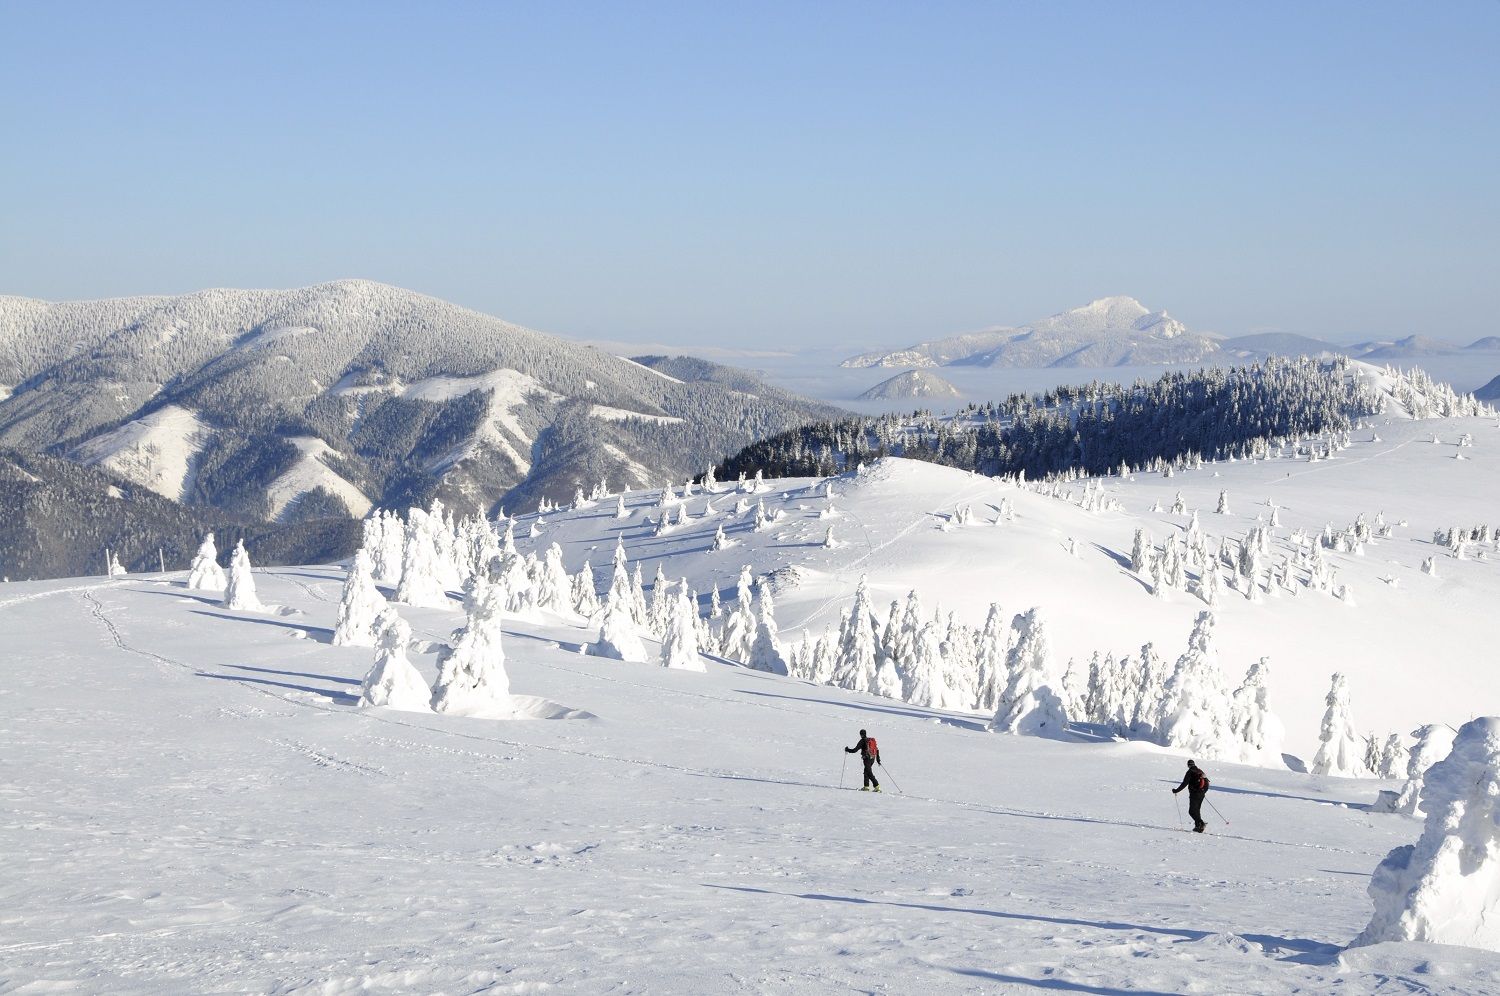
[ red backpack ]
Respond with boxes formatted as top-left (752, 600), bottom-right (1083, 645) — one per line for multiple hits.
top-left (865, 736), bottom-right (879, 758)
top-left (1193, 770), bottom-right (1209, 792)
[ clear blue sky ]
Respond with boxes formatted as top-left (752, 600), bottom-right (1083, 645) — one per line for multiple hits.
top-left (2, 1), bottom-right (1496, 349)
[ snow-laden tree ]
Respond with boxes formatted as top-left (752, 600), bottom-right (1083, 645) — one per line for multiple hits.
top-left (499, 550), bottom-right (537, 619)
top-left (533, 544), bottom-right (575, 617)
top-left (660, 582), bottom-right (705, 672)
top-left (1130, 528), bottom-right (1151, 574)
top-left (431, 580), bottom-right (513, 716)
top-left (1216, 489), bottom-right (1231, 514)
top-left (1377, 733), bottom-right (1409, 780)
top-left (223, 540), bottom-right (264, 612)
top-left (747, 589), bottom-right (789, 676)
top-left (1377, 724), bottom-right (1459, 816)
top-left (832, 576), bottom-right (881, 695)
top-left (1229, 657), bottom-right (1286, 767)
top-left (989, 608), bottom-right (1069, 738)
top-left (1156, 612), bottom-right (1237, 759)
top-left (1128, 643), bottom-right (1169, 739)
top-left (333, 550), bottom-right (388, 647)
top-left (572, 559), bottom-right (600, 618)
top-left (185, 533), bottom-right (226, 590)
top-left (712, 522), bottom-right (730, 551)
top-left (973, 603), bottom-right (1009, 711)
top-left (1311, 673), bottom-right (1371, 777)
top-left (718, 566), bottom-right (758, 663)
top-left (359, 608), bottom-right (431, 712)
top-left (395, 512), bottom-right (451, 609)
top-left (1353, 717), bottom-right (1500, 951)
top-left (905, 618), bottom-right (956, 709)
top-left (590, 571), bottom-right (650, 663)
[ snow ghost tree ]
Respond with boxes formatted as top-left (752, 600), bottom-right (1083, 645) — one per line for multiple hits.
top-left (1229, 657), bottom-right (1286, 767)
top-left (223, 540), bottom-right (264, 611)
top-left (430, 580), bottom-right (513, 716)
top-left (1376, 724), bottom-right (1460, 816)
top-left (1216, 489), bottom-right (1231, 515)
top-left (973, 603), bottom-right (1010, 712)
top-left (1156, 611), bottom-right (1237, 759)
top-left (359, 609), bottom-right (432, 712)
top-left (590, 569), bottom-right (650, 663)
top-left (395, 512), bottom-right (451, 609)
top-left (333, 550), bottom-right (388, 647)
top-left (989, 608), bottom-right (1069, 739)
top-left (718, 567), bottom-right (758, 664)
top-left (832, 577), bottom-right (882, 695)
top-left (747, 589), bottom-right (789, 676)
top-left (186, 533), bottom-right (226, 590)
top-left (572, 560), bottom-right (601, 618)
top-left (660, 583), bottom-right (705, 672)
top-left (1353, 717), bottom-right (1500, 951)
top-left (1312, 673), bottom-right (1372, 777)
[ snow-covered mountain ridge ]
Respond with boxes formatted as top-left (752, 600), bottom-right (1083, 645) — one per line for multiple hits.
top-left (0, 281), bottom-right (840, 576)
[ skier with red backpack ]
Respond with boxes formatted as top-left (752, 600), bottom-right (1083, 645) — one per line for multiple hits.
top-left (845, 729), bottom-right (881, 792)
top-left (1172, 759), bottom-right (1210, 832)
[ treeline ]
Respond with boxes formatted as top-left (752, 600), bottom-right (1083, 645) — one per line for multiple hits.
top-left (716, 358), bottom-right (1392, 481)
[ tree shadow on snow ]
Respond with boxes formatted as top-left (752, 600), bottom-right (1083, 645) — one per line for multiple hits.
top-left (1157, 779), bottom-right (1371, 812)
top-left (188, 609), bottom-right (334, 643)
top-left (1090, 543), bottom-right (1133, 572)
top-left (946, 968), bottom-right (1179, 996)
top-left (737, 688), bottom-right (989, 732)
top-left (133, 589), bottom-right (224, 606)
top-left (706, 885), bottom-right (1340, 968)
top-left (196, 670), bottom-right (358, 706)
top-left (220, 662), bottom-right (360, 687)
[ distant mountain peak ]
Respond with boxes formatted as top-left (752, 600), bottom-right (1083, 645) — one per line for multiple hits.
top-left (842, 296), bottom-right (1209, 369)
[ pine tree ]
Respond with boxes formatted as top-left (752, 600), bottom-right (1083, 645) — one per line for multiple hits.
top-left (747, 589), bottom-right (789, 676)
top-left (186, 533), bottom-right (226, 590)
top-left (660, 582), bottom-right (705, 672)
top-left (990, 608), bottom-right (1069, 737)
top-left (1229, 657), bottom-right (1286, 767)
top-left (1157, 611), bottom-right (1236, 759)
top-left (832, 577), bottom-right (881, 695)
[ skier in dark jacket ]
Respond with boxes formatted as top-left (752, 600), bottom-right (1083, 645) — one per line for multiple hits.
top-left (1172, 759), bottom-right (1210, 832)
top-left (845, 729), bottom-right (881, 792)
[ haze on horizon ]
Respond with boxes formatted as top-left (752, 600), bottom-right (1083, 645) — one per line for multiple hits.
top-left (2, 1), bottom-right (1496, 352)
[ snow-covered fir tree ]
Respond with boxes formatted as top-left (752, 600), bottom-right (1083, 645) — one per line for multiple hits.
top-left (659, 582), bottom-right (705, 672)
top-left (185, 533), bottom-right (226, 590)
top-left (1156, 611), bottom-right (1237, 759)
top-left (746, 589), bottom-right (789, 676)
top-left (1228, 657), bottom-right (1286, 767)
top-left (1311, 672), bottom-right (1371, 777)
top-left (990, 608), bottom-right (1069, 738)
top-left (431, 580), bottom-right (513, 716)
top-left (332, 549), bottom-right (387, 647)
top-left (359, 608), bottom-right (431, 712)
top-left (223, 540), bottom-right (264, 612)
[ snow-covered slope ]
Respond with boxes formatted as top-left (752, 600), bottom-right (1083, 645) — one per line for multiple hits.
top-left (523, 412), bottom-right (1500, 759)
top-left (857, 369), bottom-right (964, 400)
top-left (3, 563), bottom-right (1496, 991)
top-left (842, 296), bottom-right (1221, 369)
top-left (68, 404), bottom-right (212, 501)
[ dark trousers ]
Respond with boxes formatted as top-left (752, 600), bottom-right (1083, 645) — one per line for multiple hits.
top-left (1188, 792), bottom-right (1205, 828)
top-left (863, 759), bottom-right (879, 789)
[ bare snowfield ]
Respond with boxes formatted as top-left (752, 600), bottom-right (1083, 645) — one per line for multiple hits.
top-left (3, 558), bottom-right (1498, 992)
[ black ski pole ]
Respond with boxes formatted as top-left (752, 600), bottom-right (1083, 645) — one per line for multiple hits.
top-left (878, 761), bottom-right (903, 794)
top-left (1206, 799), bottom-right (1230, 826)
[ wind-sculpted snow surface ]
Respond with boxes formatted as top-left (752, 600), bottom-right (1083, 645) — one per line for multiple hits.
top-left (4, 567), bottom-right (1497, 992)
top-left (1354, 717), bottom-right (1500, 951)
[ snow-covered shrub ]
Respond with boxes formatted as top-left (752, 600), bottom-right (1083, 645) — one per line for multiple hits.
top-left (989, 608), bottom-right (1069, 738)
